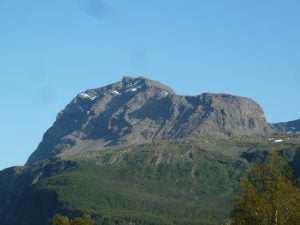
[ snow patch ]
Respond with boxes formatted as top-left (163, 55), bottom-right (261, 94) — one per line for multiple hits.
top-left (162, 91), bottom-right (169, 96)
top-left (130, 84), bottom-right (143, 92)
top-left (78, 92), bottom-right (97, 101)
top-left (291, 127), bottom-right (296, 130)
top-left (112, 90), bottom-right (121, 95)
top-left (79, 93), bottom-right (91, 99)
top-left (274, 139), bottom-right (283, 143)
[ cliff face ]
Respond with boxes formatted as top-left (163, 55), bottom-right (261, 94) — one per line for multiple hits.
top-left (27, 76), bottom-right (273, 164)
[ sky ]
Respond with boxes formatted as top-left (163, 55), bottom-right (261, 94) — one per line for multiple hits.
top-left (0, 0), bottom-right (300, 170)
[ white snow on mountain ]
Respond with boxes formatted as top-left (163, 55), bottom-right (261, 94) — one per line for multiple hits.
top-left (112, 90), bottom-right (121, 95)
top-left (79, 93), bottom-right (91, 99)
top-left (78, 92), bottom-right (97, 100)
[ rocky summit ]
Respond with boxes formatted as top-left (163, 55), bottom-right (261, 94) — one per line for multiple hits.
top-left (26, 76), bottom-right (274, 164)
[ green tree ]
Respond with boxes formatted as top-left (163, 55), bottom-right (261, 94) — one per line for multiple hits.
top-left (52, 215), bottom-right (70, 225)
top-left (231, 152), bottom-right (300, 225)
top-left (71, 214), bottom-right (95, 225)
top-left (52, 214), bottom-right (95, 225)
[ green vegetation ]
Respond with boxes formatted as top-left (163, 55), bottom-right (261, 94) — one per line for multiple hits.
top-left (1, 137), bottom-right (300, 225)
top-left (52, 214), bottom-right (95, 225)
top-left (231, 152), bottom-right (300, 225)
top-left (38, 152), bottom-right (236, 225)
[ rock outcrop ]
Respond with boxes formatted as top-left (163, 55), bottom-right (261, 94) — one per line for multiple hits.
top-left (26, 76), bottom-right (274, 164)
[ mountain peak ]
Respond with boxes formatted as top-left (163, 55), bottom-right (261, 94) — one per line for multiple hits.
top-left (73, 76), bottom-right (174, 104)
top-left (26, 77), bottom-right (274, 165)
top-left (121, 76), bottom-right (176, 94)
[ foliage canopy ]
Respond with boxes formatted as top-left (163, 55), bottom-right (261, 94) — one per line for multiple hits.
top-left (52, 214), bottom-right (95, 225)
top-left (231, 152), bottom-right (300, 225)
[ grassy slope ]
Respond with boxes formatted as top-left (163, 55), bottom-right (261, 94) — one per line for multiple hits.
top-left (7, 136), bottom-right (300, 225)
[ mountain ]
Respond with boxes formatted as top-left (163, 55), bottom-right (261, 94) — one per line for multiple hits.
top-left (27, 76), bottom-right (274, 164)
top-left (2, 76), bottom-right (299, 225)
top-left (273, 119), bottom-right (300, 133)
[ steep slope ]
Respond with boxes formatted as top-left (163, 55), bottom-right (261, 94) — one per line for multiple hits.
top-left (27, 76), bottom-right (273, 164)
top-left (0, 160), bottom-right (76, 225)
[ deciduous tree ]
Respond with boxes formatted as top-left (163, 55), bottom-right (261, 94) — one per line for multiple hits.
top-left (231, 152), bottom-right (300, 225)
top-left (52, 214), bottom-right (95, 225)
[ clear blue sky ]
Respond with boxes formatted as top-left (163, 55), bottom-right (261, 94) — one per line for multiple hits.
top-left (0, 0), bottom-right (300, 170)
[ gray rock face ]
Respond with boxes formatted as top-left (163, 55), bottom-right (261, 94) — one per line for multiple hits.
top-left (26, 76), bottom-right (274, 164)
